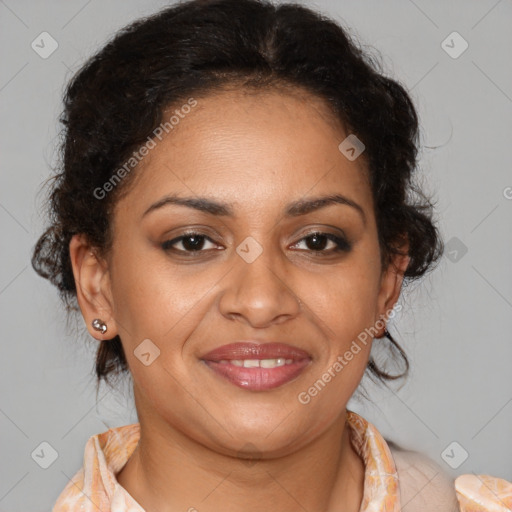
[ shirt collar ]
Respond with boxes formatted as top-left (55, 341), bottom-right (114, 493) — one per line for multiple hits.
top-left (53, 410), bottom-right (400, 511)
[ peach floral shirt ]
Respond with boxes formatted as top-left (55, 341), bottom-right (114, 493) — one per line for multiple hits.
top-left (52, 410), bottom-right (512, 511)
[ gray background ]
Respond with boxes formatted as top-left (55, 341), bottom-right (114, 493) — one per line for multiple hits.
top-left (1, 0), bottom-right (511, 510)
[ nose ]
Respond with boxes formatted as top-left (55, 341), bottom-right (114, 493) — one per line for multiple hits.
top-left (218, 244), bottom-right (302, 328)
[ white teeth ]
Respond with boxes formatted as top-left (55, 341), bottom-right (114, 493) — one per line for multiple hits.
top-left (215, 358), bottom-right (296, 367)
top-left (260, 358), bottom-right (285, 368)
top-left (243, 359), bottom-right (260, 368)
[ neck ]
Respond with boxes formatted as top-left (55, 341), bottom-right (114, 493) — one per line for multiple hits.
top-left (117, 405), bottom-right (364, 512)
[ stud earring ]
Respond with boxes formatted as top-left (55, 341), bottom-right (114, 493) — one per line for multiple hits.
top-left (91, 318), bottom-right (107, 334)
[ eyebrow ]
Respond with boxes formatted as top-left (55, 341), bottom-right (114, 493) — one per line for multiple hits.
top-left (142, 193), bottom-right (366, 224)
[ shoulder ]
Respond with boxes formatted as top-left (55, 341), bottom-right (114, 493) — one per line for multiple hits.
top-left (387, 441), bottom-right (460, 512)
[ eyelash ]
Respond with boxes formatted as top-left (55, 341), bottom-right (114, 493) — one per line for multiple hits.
top-left (161, 231), bottom-right (351, 257)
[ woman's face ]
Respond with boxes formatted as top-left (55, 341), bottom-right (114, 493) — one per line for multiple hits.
top-left (71, 86), bottom-right (408, 457)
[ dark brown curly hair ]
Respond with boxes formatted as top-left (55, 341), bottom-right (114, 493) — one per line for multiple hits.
top-left (31, 0), bottom-right (444, 396)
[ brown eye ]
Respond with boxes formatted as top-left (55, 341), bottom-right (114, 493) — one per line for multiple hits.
top-left (161, 232), bottom-right (218, 253)
top-left (292, 232), bottom-right (351, 254)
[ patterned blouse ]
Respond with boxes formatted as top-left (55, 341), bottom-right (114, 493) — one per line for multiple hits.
top-left (52, 410), bottom-right (512, 511)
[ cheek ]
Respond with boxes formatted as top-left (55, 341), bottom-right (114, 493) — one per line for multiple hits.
top-left (110, 249), bottom-right (227, 375)
top-left (311, 262), bottom-right (380, 334)
top-left (294, 271), bottom-right (379, 423)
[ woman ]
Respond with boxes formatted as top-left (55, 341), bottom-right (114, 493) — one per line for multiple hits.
top-left (32, 0), bottom-right (511, 510)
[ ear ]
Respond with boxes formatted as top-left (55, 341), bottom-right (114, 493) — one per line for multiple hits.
top-left (375, 237), bottom-right (410, 337)
top-left (69, 234), bottom-right (118, 340)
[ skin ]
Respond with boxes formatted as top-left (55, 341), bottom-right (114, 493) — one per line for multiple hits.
top-left (69, 85), bottom-right (410, 512)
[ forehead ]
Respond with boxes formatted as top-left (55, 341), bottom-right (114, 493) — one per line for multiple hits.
top-left (115, 86), bottom-right (372, 216)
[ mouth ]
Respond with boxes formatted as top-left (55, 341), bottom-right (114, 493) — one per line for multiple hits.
top-left (200, 342), bottom-right (312, 391)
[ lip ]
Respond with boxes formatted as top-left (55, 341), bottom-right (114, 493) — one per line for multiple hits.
top-left (201, 342), bottom-right (312, 391)
top-left (201, 342), bottom-right (311, 361)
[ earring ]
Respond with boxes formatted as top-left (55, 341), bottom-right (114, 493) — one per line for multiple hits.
top-left (92, 318), bottom-right (107, 334)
